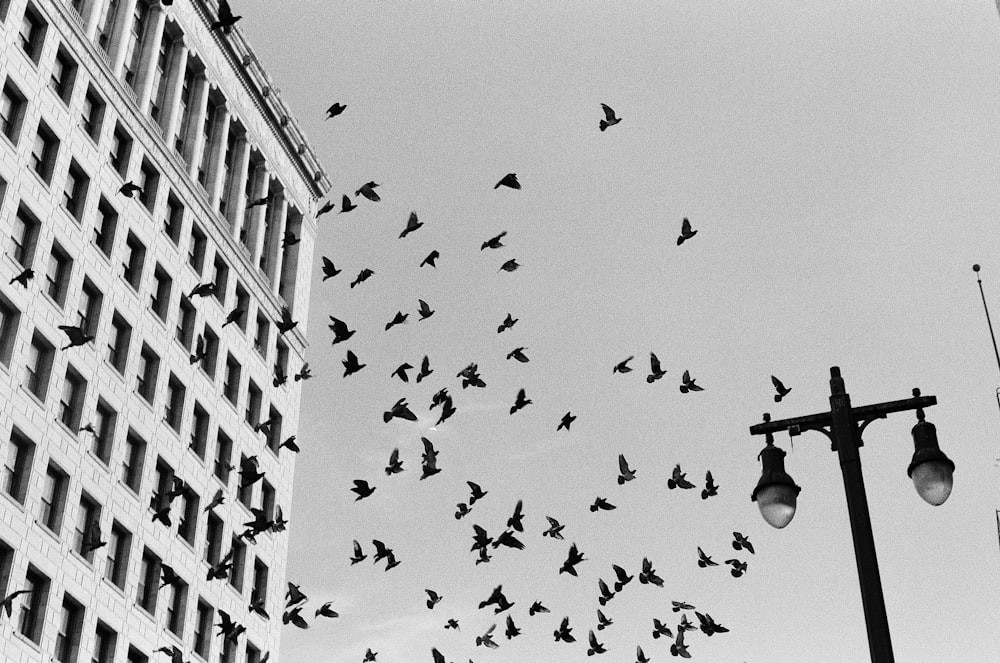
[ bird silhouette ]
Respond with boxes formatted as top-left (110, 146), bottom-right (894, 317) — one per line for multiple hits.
top-left (599, 103), bottom-right (621, 131)
top-left (612, 564), bottom-right (633, 592)
top-left (248, 598), bottom-right (269, 620)
top-left (504, 614), bottom-right (521, 639)
top-left (701, 470), bottom-right (719, 499)
top-left (321, 257), bottom-right (341, 280)
top-left (510, 388), bottom-right (532, 414)
top-left (356, 181), bottom-right (380, 201)
top-left (677, 217), bottom-right (697, 245)
top-left (189, 335), bottom-right (207, 365)
top-left (391, 362), bottom-right (413, 382)
top-left (506, 347), bottom-right (529, 363)
top-left (371, 540), bottom-right (395, 565)
top-left (772, 375), bottom-right (792, 402)
top-left (118, 181), bottom-right (142, 197)
top-left (342, 350), bottom-right (366, 377)
top-left (495, 173), bottom-right (520, 190)
top-left (670, 628), bottom-right (691, 658)
top-left (732, 531), bottom-right (755, 554)
top-left (671, 601), bottom-right (695, 612)
top-left (421, 438), bottom-right (441, 479)
top-left (679, 369), bottom-right (704, 393)
top-left (590, 497), bottom-right (616, 512)
top-left (468, 481), bottom-right (488, 505)
top-left (559, 542), bottom-right (586, 576)
top-left (216, 610), bottom-right (246, 644)
top-left (543, 516), bottom-right (565, 539)
top-left (639, 557), bottom-right (664, 587)
top-left (613, 356), bottom-right (634, 373)
top-left (350, 540), bottom-right (367, 565)
top-left (221, 306), bottom-right (245, 328)
top-left (209, 0), bottom-right (241, 33)
top-left (695, 611), bottom-right (729, 636)
top-left (58, 324), bottom-right (94, 350)
top-left (481, 231), bottom-right (507, 250)
top-left (667, 464), bottom-right (695, 489)
top-left (476, 624), bottom-right (499, 649)
top-left (425, 589), bottom-right (443, 609)
top-left (315, 602), bottom-right (339, 619)
top-left (363, 648), bottom-right (377, 662)
top-left (617, 455), bottom-right (636, 484)
top-left (203, 488), bottom-right (225, 512)
top-left (351, 479), bottom-right (376, 501)
top-left (652, 618), bottom-right (673, 639)
top-left (596, 609), bottom-right (613, 630)
top-left (454, 502), bottom-right (470, 519)
top-left (294, 363), bottom-right (312, 381)
top-left (153, 646), bottom-right (186, 663)
top-left (8, 268), bottom-right (33, 287)
top-left (415, 355), bottom-right (433, 383)
top-left (384, 449), bottom-right (403, 475)
top-left (189, 282), bottom-right (217, 298)
top-left (636, 645), bottom-right (651, 663)
top-left (497, 313), bottom-right (518, 333)
top-left (471, 524), bottom-right (493, 552)
top-left (647, 352), bottom-right (667, 383)
top-left (557, 412), bottom-right (576, 431)
top-left (421, 250), bottom-right (439, 268)
top-left (273, 365), bottom-right (288, 388)
top-left (478, 585), bottom-right (514, 613)
top-left (529, 600), bottom-right (550, 616)
top-left (498, 258), bottom-right (520, 273)
top-left (276, 307), bottom-right (298, 335)
top-left (385, 311), bottom-right (408, 330)
top-left (316, 199), bottom-right (336, 217)
top-left (587, 629), bottom-right (607, 655)
top-left (725, 558), bottom-right (748, 577)
top-left (597, 578), bottom-right (615, 606)
top-left (325, 103), bottom-right (346, 119)
top-left (553, 616), bottom-right (576, 642)
top-left (329, 316), bottom-right (357, 344)
top-left (383, 398), bottom-right (417, 423)
top-left (417, 299), bottom-right (435, 320)
top-left (399, 211), bottom-right (423, 238)
top-left (506, 499), bottom-right (525, 532)
top-left (492, 529), bottom-right (525, 550)
top-left (281, 231), bottom-right (299, 248)
top-left (339, 195), bottom-right (356, 213)
top-left (444, 619), bottom-right (460, 630)
top-left (696, 546), bottom-right (718, 568)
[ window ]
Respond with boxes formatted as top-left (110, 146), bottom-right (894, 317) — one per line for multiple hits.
top-left (62, 160), bottom-right (89, 221)
top-left (77, 278), bottom-right (103, 338)
top-left (193, 600), bottom-right (213, 658)
top-left (108, 312), bottom-right (132, 374)
top-left (55, 593), bottom-right (84, 663)
top-left (81, 86), bottom-right (105, 141)
top-left (18, 565), bottom-right (50, 643)
top-left (138, 159), bottom-right (158, 211)
top-left (275, 341), bottom-right (289, 385)
top-left (50, 46), bottom-right (77, 104)
top-left (24, 332), bottom-right (55, 400)
top-left (164, 575), bottom-right (187, 635)
top-left (74, 492), bottom-right (101, 562)
top-left (59, 366), bottom-right (87, 432)
top-left (30, 121), bottom-right (59, 184)
top-left (109, 123), bottom-right (132, 177)
top-left (200, 326), bottom-right (219, 378)
top-left (245, 381), bottom-right (261, 429)
top-left (204, 512), bottom-right (223, 565)
top-left (0, 295), bottom-right (20, 367)
top-left (151, 265), bottom-right (172, 320)
top-left (196, 101), bottom-right (217, 185)
top-left (153, 458), bottom-right (174, 513)
top-left (220, 638), bottom-right (236, 663)
top-left (213, 430), bottom-right (232, 484)
top-left (260, 481), bottom-right (275, 523)
top-left (104, 521), bottom-right (130, 588)
top-left (149, 34), bottom-right (172, 121)
top-left (165, 374), bottom-right (185, 431)
top-left (18, 3), bottom-right (47, 64)
top-left (45, 241), bottom-right (73, 307)
top-left (223, 354), bottom-right (240, 405)
top-left (265, 407), bottom-right (282, 455)
top-left (228, 536), bottom-right (246, 592)
top-left (122, 0), bottom-right (150, 89)
top-left (190, 402), bottom-right (209, 458)
top-left (236, 455), bottom-right (253, 507)
top-left (219, 130), bottom-right (237, 217)
top-left (136, 344), bottom-right (159, 403)
top-left (251, 558), bottom-right (268, 605)
top-left (212, 254), bottom-right (229, 304)
top-left (92, 399), bottom-right (117, 464)
top-left (246, 643), bottom-right (261, 663)
top-left (0, 540), bottom-right (12, 599)
top-left (94, 197), bottom-right (118, 257)
top-left (165, 193), bottom-right (184, 244)
top-left (177, 487), bottom-right (198, 544)
top-left (123, 232), bottom-right (146, 289)
top-left (188, 223), bottom-right (207, 275)
top-left (174, 65), bottom-right (194, 155)
top-left (4, 431), bottom-right (35, 503)
top-left (121, 430), bottom-right (145, 493)
top-left (10, 205), bottom-right (41, 268)
top-left (95, 0), bottom-right (120, 53)
top-left (92, 620), bottom-right (117, 663)
top-left (127, 646), bottom-right (149, 663)
top-left (253, 313), bottom-right (269, 357)
top-left (39, 462), bottom-right (69, 534)
top-left (135, 548), bottom-right (160, 613)
top-left (233, 284), bottom-right (250, 332)
top-left (1, 79), bottom-right (27, 144)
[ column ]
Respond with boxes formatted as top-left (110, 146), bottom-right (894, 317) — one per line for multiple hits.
top-left (269, 193), bottom-right (289, 293)
top-left (249, 166), bottom-right (270, 266)
top-left (109, 0), bottom-right (139, 78)
top-left (228, 133), bottom-right (251, 236)
top-left (160, 39), bottom-right (188, 144)
top-left (184, 75), bottom-right (210, 175)
top-left (84, 0), bottom-right (109, 39)
top-left (206, 104), bottom-right (232, 210)
top-left (135, 5), bottom-right (166, 113)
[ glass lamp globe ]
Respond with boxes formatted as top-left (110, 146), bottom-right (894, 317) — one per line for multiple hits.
top-left (756, 483), bottom-right (798, 529)
top-left (910, 459), bottom-right (954, 506)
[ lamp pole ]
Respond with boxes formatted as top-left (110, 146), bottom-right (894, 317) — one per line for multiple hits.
top-left (749, 366), bottom-right (942, 663)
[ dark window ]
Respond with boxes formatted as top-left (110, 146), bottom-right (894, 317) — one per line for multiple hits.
top-left (81, 85), bottom-right (105, 141)
top-left (94, 197), bottom-right (118, 257)
top-left (165, 374), bottom-right (186, 431)
top-left (44, 241), bottom-right (73, 307)
top-left (30, 121), bottom-right (59, 184)
top-left (260, 480), bottom-right (275, 522)
top-left (0, 539), bottom-right (14, 597)
top-left (190, 402), bottom-right (209, 458)
top-left (127, 646), bottom-right (149, 663)
top-left (149, 33), bottom-right (171, 121)
top-left (265, 407), bottom-right (282, 455)
top-left (228, 536), bottom-right (246, 592)
top-left (234, 284), bottom-right (249, 333)
top-left (164, 575), bottom-right (187, 635)
top-left (58, 366), bottom-right (87, 432)
top-left (121, 0), bottom-right (149, 90)
top-left (49, 46), bottom-right (78, 104)
top-left (4, 431), bottom-right (35, 503)
top-left (165, 193), bottom-right (184, 243)
top-left (62, 160), bottom-right (89, 222)
top-left (138, 159), bottom-right (158, 211)
top-left (213, 430), bottom-right (232, 485)
top-left (77, 278), bottom-right (103, 338)
top-left (251, 558), bottom-right (268, 605)
top-left (10, 205), bottom-right (41, 268)
top-left (200, 326), bottom-right (218, 379)
top-left (108, 312), bottom-right (132, 374)
top-left (104, 521), bottom-right (131, 588)
top-left (95, 0), bottom-right (120, 53)
top-left (0, 295), bottom-right (18, 367)
top-left (253, 313), bottom-right (269, 358)
top-left (0, 79), bottom-right (27, 144)
top-left (177, 487), bottom-right (198, 544)
top-left (136, 344), bottom-right (159, 404)
top-left (193, 599), bottom-right (213, 658)
top-left (245, 381), bottom-right (261, 429)
top-left (74, 492), bottom-right (101, 563)
top-left (18, 565), bottom-right (50, 643)
top-left (18, 3), bottom-right (47, 64)
top-left (121, 430), bottom-right (146, 493)
top-left (245, 643), bottom-right (261, 663)
top-left (135, 548), bottom-right (160, 613)
top-left (204, 512), bottom-right (223, 565)
top-left (24, 332), bottom-right (55, 400)
top-left (223, 354), bottom-right (240, 405)
top-left (54, 592), bottom-right (84, 663)
top-left (236, 455), bottom-right (253, 507)
top-left (39, 462), bottom-right (69, 534)
top-left (92, 399), bottom-right (117, 463)
top-left (109, 123), bottom-right (132, 177)
top-left (122, 232), bottom-right (146, 290)
top-left (151, 265), bottom-right (172, 320)
top-left (212, 254), bottom-right (229, 304)
top-left (92, 620), bottom-right (117, 663)
top-left (188, 223), bottom-right (207, 275)
top-left (176, 296), bottom-right (196, 350)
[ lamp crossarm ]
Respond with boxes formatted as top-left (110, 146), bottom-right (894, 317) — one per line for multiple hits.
top-left (750, 395), bottom-right (936, 440)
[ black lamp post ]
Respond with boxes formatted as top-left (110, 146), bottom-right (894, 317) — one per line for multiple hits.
top-left (749, 366), bottom-right (954, 663)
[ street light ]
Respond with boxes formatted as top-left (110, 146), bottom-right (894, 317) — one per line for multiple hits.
top-left (749, 366), bottom-right (954, 663)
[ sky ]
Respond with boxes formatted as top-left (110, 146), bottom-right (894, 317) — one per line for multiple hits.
top-left (239, 2), bottom-right (1000, 661)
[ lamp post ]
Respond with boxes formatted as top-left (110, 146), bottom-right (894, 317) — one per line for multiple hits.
top-left (749, 366), bottom-right (954, 663)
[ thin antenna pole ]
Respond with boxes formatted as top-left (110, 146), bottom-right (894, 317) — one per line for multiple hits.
top-left (973, 265), bottom-right (1000, 378)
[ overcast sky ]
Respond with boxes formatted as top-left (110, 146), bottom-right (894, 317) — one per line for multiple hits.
top-left (240, 2), bottom-right (1000, 661)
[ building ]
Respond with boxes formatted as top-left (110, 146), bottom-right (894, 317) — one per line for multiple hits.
top-left (0, 0), bottom-right (329, 661)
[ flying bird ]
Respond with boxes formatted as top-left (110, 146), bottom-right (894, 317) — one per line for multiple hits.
top-left (613, 356), bottom-right (634, 373)
top-left (596, 609), bottom-right (613, 630)
top-left (189, 282), bottom-right (217, 298)
top-left (529, 600), bottom-right (550, 616)
top-left (285, 583), bottom-right (308, 608)
top-left (294, 364), bottom-right (312, 381)
top-left (325, 103), bottom-right (346, 119)
top-left (350, 479), bottom-right (376, 501)
top-left (587, 629), bottom-right (607, 655)
top-left (504, 614), bottom-right (521, 639)
top-left (425, 589), bottom-right (443, 609)
top-left (275, 307), bottom-right (297, 335)
top-left (509, 388), bottom-right (531, 414)
top-left (495, 173), bottom-right (520, 189)
top-left (203, 488), bottom-right (225, 512)
top-left (542, 516), bottom-right (565, 540)
top-left (350, 269), bottom-right (374, 289)
top-left (455, 503), bottom-right (470, 519)
top-left (315, 602), bottom-right (339, 619)
top-left (342, 350), bottom-right (366, 377)
top-left (599, 103), bottom-right (621, 131)
top-left (8, 268), bottom-right (33, 287)
top-left (350, 540), bottom-right (366, 564)
top-left (498, 258), bottom-right (520, 273)
top-left (701, 470), bottom-right (719, 499)
top-left (391, 362), bottom-right (413, 382)
top-left (696, 611), bottom-right (729, 636)
top-left (772, 375), bottom-right (792, 402)
top-left (559, 542), bottom-right (586, 576)
top-left (415, 355), bottom-right (433, 383)
top-left (506, 347), bottom-right (529, 363)
top-left (444, 619), bottom-right (460, 630)
top-left (476, 624), bottom-right (499, 649)
top-left (478, 585), bottom-right (514, 613)
top-left (507, 500), bottom-right (525, 532)
top-left (671, 601), bottom-right (695, 612)
top-left (118, 181), bottom-right (142, 197)
top-left (481, 231), bottom-right (507, 250)
top-left (209, 0), bottom-right (242, 33)
top-left (646, 352), bottom-right (667, 383)
top-left (557, 412), bottom-right (576, 431)
top-left (652, 618), bottom-right (674, 639)
top-left (356, 181), bottom-right (380, 201)
top-left (492, 529), bottom-right (525, 550)
top-left (553, 616), bottom-right (576, 643)
top-left (732, 531), bottom-right (755, 554)
top-left (679, 369), bottom-right (704, 393)
top-left (420, 250), bottom-right (439, 268)
top-left (383, 398), bottom-right (418, 423)
top-left (321, 257), bottom-right (341, 280)
top-left (417, 299), bottom-right (435, 320)
top-left (468, 481), bottom-right (488, 505)
top-left (339, 194), bottom-right (356, 213)
top-left (329, 316), bottom-right (356, 344)
top-left (677, 217), bottom-right (697, 245)
top-left (667, 464), bottom-right (695, 489)
top-left (363, 648), bottom-right (378, 662)
top-left (222, 306), bottom-right (246, 328)
top-left (636, 645), bottom-right (651, 663)
top-left (725, 558), bottom-right (748, 577)
top-left (384, 310), bottom-right (408, 330)
top-left (399, 211), bottom-right (423, 238)
top-left (612, 564), bottom-right (633, 592)
top-left (384, 449), bottom-right (403, 476)
top-left (316, 199), bottom-right (336, 217)
top-left (497, 313), bottom-right (518, 333)
top-left (617, 455), bottom-right (636, 484)
top-left (281, 231), bottom-right (299, 248)
top-left (639, 557), bottom-right (664, 587)
top-left (58, 325), bottom-right (94, 350)
top-left (590, 497), bottom-right (616, 512)
top-left (670, 628), bottom-right (691, 658)
top-left (597, 579), bottom-right (615, 606)
top-left (697, 546), bottom-right (719, 568)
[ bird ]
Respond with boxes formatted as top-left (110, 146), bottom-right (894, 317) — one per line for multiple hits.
top-left (383, 398), bottom-right (417, 423)
top-left (492, 529), bottom-right (525, 550)
top-left (363, 648), bottom-right (378, 662)
top-left (206, 549), bottom-right (234, 581)
top-left (425, 589), bottom-right (443, 609)
top-left (597, 579), bottom-right (615, 606)
top-left (78, 422), bottom-right (96, 435)
top-left (203, 489), bottom-right (225, 512)
top-left (118, 181), bottom-right (142, 197)
top-left (695, 611), bottom-right (729, 636)
top-left (339, 195), bottom-right (356, 213)
top-left (350, 479), bottom-right (376, 501)
top-left (504, 614), bottom-right (521, 639)
top-left (542, 516), bottom-right (565, 539)
top-left (587, 629), bottom-right (607, 656)
top-left (772, 375), bottom-right (792, 402)
top-left (153, 647), bottom-right (186, 663)
top-left (677, 217), bottom-right (697, 245)
top-left (506, 347), bottom-right (529, 362)
top-left (679, 369), bottom-right (704, 393)
top-left (639, 557), bottom-right (664, 587)
top-left (81, 519), bottom-right (106, 553)
top-left (188, 335), bottom-right (207, 365)
top-left (391, 362), bottom-right (413, 382)
top-left (481, 231), bottom-right (507, 250)
top-left (216, 610), bottom-right (246, 644)
top-left (647, 352), bottom-right (667, 383)
top-left (596, 609), bottom-right (613, 630)
top-left (506, 499), bottom-right (525, 532)
top-left (342, 350), bottom-right (365, 377)
top-left (315, 602), bottom-right (339, 619)
top-left (700, 470), bottom-right (719, 499)
top-left (495, 173), bottom-right (520, 189)
top-left (697, 546), bottom-right (719, 568)
top-left (356, 181), bottom-right (380, 201)
top-left (420, 250), bottom-right (439, 268)
top-left (281, 231), bottom-right (299, 248)
top-left (399, 211), bottom-right (423, 238)
top-left (316, 200), bottom-right (336, 217)
top-left (321, 257), bottom-right (341, 280)
top-left (444, 619), bottom-right (460, 630)
top-left (529, 600), bottom-right (550, 616)
top-left (417, 299), bottom-right (435, 320)
top-left (636, 645), bottom-right (651, 663)
top-left (497, 313), bottom-right (518, 333)
top-left (420, 439), bottom-right (441, 479)
top-left (58, 325), bottom-right (94, 350)
top-left (457, 362), bottom-right (486, 389)
top-left (221, 306), bottom-right (245, 329)
top-left (294, 364), bottom-right (312, 381)
top-left (557, 412), bottom-right (576, 431)
top-left (329, 316), bottom-right (357, 344)
top-left (725, 558), bottom-right (748, 577)
top-left (617, 455), bottom-right (636, 484)
top-left (590, 497), bottom-right (616, 512)
top-left (476, 624), bottom-right (499, 649)
top-left (667, 464), bottom-right (695, 489)
top-left (671, 601), bottom-right (695, 612)
top-left (732, 531), bottom-right (755, 554)
top-left (371, 540), bottom-right (395, 564)
top-left (189, 282), bottom-right (217, 298)
top-left (209, 0), bottom-right (241, 33)
top-left (678, 613), bottom-right (697, 632)
top-left (325, 103), bottom-right (346, 119)
top-left (8, 268), bottom-right (33, 287)
top-left (510, 388), bottom-right (531, 414)
top-left (559, 542), bottom-right (586, 576)
top-left (478, 585), bottom-right (514, 613)
top-left (350, 540), bottom-right (366, 565)
top-left (468, 481), bottom-right (488, 505)
top-left (613, 356), bottom-right (634, 373)
top-left (385, 448), bottom-right (404, 475)
top-left (599, 103), bottom-right (621, 131)
top-left (652, 618), bottom-right (674, 639)
top-left (612, 563), bottom-right (634, 592)
top-left (454, 503), bottom-right (471, 519)
top-left (471, 524), bottom-right (494, 552)
top-left (276, 307), bottom-right (297, 335)
top-left (553, 616), bottom-right (576, 642)
top-left (415, 355), bottom-right (433, 383)
top-left (498, 258), bottom-right (520, 272)
top-left (670, 629), bottom-right (691, 658)
top-left (246, 194), bottom-right (273, 209)
top-left (384, 311), bottom-right (408, 331)
top-left (431, 649), bottom-right (447, 663)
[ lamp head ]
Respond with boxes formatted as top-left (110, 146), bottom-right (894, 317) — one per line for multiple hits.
top-left (752, 439), bottom-right (801, 528)
top-left (908, 412), bottom-right (954, 506)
